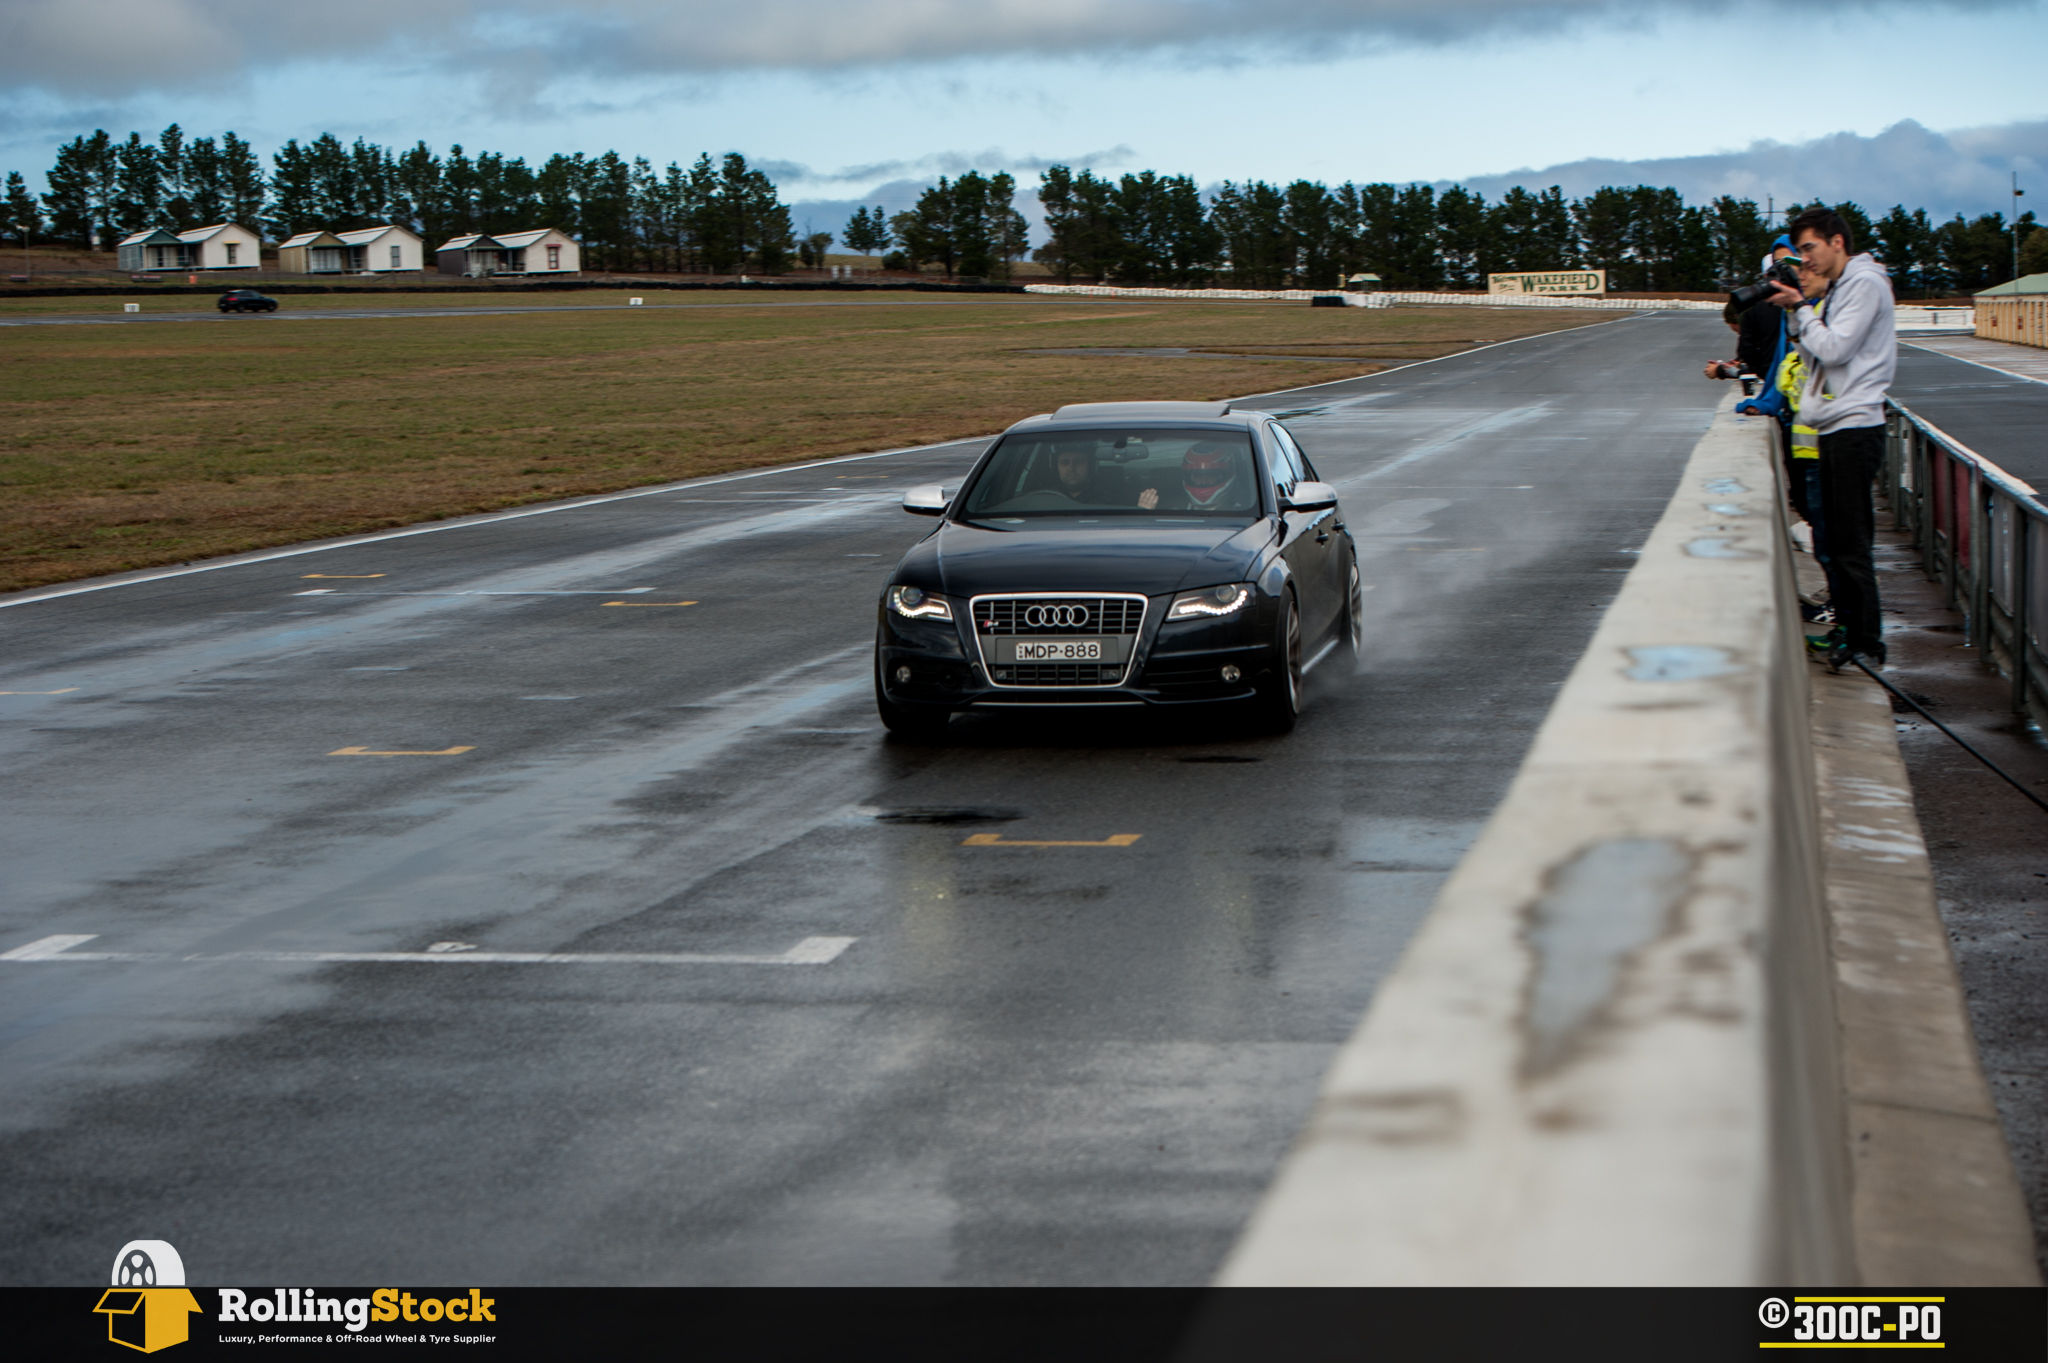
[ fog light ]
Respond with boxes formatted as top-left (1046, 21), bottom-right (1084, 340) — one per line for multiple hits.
top-left (1220, 664), bottom-right (1241, 683)
top-left (894, 665), bottom-right (913, 685)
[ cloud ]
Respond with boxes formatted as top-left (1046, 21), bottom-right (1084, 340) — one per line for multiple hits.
top-left (1450, 118), bottom-right (2048, 221)
top-left (765, 145), bottom-right (1136, 188)
top-left (0, 0), bottom-right (2019, 98)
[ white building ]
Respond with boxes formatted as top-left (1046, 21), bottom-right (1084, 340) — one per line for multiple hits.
top-left (117, 223), bottom-right (262, 272)
top-left (278, 225), bottom-right (424, 274)
top-left (435, 228), bottom-right (579, 277)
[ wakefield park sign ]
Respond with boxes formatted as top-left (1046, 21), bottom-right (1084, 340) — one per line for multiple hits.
top-left (1488, 270), bottom-right (1605, 295)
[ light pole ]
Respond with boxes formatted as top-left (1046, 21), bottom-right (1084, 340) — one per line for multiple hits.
top-left (2014, 172), bottom-right (2026, 282)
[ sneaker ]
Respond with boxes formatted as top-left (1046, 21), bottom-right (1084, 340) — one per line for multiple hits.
top-left (1806, 626), bottom-right (1845, 657)
top-left (1800, 601), bottom-right (1834, 624)
top-left (1826, 641), bottom-right (1886, 674)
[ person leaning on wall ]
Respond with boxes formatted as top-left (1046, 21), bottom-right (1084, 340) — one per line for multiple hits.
top-left (1766, 205), bottom-right (1897, 670)
top-left (1710, 235), bottom-right (1808, 521)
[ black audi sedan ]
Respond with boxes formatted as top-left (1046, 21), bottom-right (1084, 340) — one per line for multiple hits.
top-left (875, 401), bottom-right (1361, 736)
top-left (217, 289), bottom-right (278, 313)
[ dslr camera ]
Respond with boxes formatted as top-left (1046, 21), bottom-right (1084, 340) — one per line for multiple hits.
top-left (1728, 256), bottom-right (1802, 310)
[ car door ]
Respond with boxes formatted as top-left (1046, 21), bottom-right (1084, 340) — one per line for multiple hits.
top-left (1265, 421), bottom-right (1340, 641)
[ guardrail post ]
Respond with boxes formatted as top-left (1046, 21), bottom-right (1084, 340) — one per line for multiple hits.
top-left (2016, 509), bottom-right (2033, 718)
top-left (1916, 427), bottom-right (1937, 581)
top-left (1968, 466), bottom-right (1990, 652)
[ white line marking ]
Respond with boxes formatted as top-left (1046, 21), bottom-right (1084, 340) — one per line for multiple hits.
top-left (1902, 341), bottom-right (2048, 388)
top-left (304, 588), bottom-right (655, 598)
top-left (1228, 312), bottom-right (1641, 406)
top-left (0, 934), bottom-right (100, 960)
top-left (0, 440), bottom-right (989, 610)
top-left (0, 933), bottom-right (855, 966)
top-left (1301, 639), bottom-right (1343, 675)
top-left (1, 314), bottom-right (1644, 613)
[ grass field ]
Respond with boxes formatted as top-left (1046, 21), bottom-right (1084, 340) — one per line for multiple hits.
top-left (0, 293), bottom-right (1616, 592)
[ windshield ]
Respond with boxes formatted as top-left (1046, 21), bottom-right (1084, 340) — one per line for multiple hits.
top-left (957, 428), bottom-right (1263, 524)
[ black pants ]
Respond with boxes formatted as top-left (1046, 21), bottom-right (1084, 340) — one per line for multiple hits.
top-left (1813, 424), bottom-right (1885, 656)
top-left (1775, 418), bottom-right (1808, 521)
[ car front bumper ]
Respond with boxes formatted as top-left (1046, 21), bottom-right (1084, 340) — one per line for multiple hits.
top-left (876, 591), bottom-right (1278, 712)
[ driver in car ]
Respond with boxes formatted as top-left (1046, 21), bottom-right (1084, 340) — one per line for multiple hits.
top-left (1136, 441), bottom-right (1248, 511)
top-left (1053, 442), bottom-right (1140, 506)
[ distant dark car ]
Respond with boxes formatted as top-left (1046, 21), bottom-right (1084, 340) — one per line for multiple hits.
top-left (218, 289), bottom-right (277, 314)
top-left (875, 400), bottom-right (1362, 737)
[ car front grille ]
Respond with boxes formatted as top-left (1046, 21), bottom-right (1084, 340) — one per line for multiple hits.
top-left (974, 596), bottom-right (1146, 637)
top-left (972, 593), bottom-right (1146, 688)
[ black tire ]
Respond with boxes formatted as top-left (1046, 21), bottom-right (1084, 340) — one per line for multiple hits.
top-left (876, 659), bottom-right (950, 739)
top-left (1340, 553), bottom-right (1365, 665)
top-left (1253, 590), bottom-right (1302, 734)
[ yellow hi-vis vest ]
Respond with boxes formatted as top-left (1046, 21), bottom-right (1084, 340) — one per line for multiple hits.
top-left (1783, 293), bottom-right (1831, 461)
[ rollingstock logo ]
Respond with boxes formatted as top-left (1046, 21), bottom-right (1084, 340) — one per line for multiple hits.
top-left (94, 1241), bottom-right (202, 1353)
top-left (88, 1238), bottom-right (497, 1352)
top-left (217, 1287), bottom-right (496, 1332)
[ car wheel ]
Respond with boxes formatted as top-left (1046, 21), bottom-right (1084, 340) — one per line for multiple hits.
top-left (876, 658), bottom-right (950, 740)
top-left (1253, 590), bottom-right (1301, 734)
top-left (1340, 554), bottom-right (1365, 664)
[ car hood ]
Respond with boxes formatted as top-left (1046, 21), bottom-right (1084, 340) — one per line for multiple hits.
top-left (906, 520), bottom-right (1270, 598)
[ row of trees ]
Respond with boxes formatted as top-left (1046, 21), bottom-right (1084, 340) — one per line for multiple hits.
top-left (1025, 168), bottom-right (2044, 294)
top-left (9, 125), bottom-right (796, 274)
top-left (5, 124), bottom-right (2043, 291)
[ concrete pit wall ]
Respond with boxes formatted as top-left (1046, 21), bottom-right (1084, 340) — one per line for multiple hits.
top-left (1220, 398), bottom-right (1859, 1285)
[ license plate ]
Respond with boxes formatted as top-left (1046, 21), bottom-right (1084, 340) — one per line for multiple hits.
top-left (1013, 639), bottom-right (1103, 662)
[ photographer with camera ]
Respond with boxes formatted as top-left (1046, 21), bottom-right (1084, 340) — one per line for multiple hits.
top-left (1767, 206), bottom-right (1896, 669)
top-left (1706, 235), bottom-right (1800, 389)
top-left (1710, 238), bottom-right (1820, 534)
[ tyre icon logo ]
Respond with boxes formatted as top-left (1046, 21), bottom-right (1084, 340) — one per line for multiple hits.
top-left (1759, 1297), bottom-right (1790, 1328)
top-left (116, 1248), bottom-right (158, 1287)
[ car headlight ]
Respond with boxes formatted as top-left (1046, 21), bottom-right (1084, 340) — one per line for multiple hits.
top-left (1167, 583), bottom-right (1254, 620)
top-left (888, 585), bottom-right (953, 620)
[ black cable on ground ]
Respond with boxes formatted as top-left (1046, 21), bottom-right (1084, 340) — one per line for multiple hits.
top-left (1849, 657), bottom-right (2048, 818)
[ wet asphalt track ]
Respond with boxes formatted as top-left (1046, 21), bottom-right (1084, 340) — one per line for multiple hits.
top-left (0, 313), bottom-right (1726, 1286)
top-left (1891, 341), bottom-right (2048, 488)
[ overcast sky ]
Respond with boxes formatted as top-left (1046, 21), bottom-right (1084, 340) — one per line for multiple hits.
top-left (3, 0), bottom-right (2044, 239)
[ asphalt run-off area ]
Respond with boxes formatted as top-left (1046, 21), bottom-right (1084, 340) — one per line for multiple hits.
top-left (0, 311), bottom-right (1902, 1285)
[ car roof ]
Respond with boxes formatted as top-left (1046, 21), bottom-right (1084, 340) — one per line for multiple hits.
top-left (1008, 401), bottom-right (1263, 434)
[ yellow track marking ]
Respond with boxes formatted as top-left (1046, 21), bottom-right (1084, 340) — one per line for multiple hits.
top-left (960, 833), bottom-right (1142, 847)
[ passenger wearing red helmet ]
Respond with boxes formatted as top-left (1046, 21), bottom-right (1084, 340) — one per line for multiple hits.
top-left (1136, 440), bottom-right (1252, 511)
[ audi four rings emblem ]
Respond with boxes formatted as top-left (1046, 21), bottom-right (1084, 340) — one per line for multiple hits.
top-left (1025, 604), bottom-right (1090, 628)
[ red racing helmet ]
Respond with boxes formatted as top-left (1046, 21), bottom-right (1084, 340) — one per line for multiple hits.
top-left (1182, 443), bottom-right (1237, 506)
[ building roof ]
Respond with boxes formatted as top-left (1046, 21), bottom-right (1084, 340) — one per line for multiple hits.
top-left (118, 228), bottom-right (182, 247)
top-left (336, 224), bottom-right (420, 245)
top-left (491, 228), bottom-right (563, 248)
top-left (175, 224), bottom-right (244, 242)
top-left (278, 231), bottom-right (343, 249)
top-left (1976, 272), bottom-right (2048, 296)
top-left (437, 229), bottom-right (567, 251)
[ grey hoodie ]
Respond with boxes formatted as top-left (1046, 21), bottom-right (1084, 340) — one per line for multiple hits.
top-left (1788, 253), bottom-right (1895, 433)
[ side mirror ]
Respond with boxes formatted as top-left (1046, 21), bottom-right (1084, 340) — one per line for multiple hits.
top-left (1281, 481), bottom-right (1338, 514)
top-left (902, 485), bottom-right (950, 516)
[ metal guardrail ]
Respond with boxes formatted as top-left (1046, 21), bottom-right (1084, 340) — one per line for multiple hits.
top-left (1884, 398), bottom-right (2046, 727)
